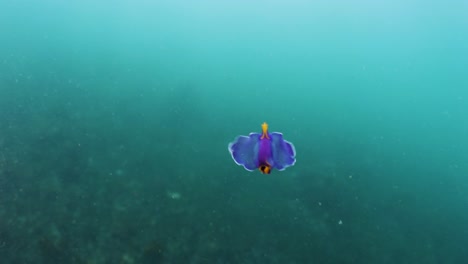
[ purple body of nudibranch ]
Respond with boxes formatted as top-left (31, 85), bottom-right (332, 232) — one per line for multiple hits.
top-left (228, 131), bottom-right (296, 172)
top-left (257, 135), bottom-right (272, 167)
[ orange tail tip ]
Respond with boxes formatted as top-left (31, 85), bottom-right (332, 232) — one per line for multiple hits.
top-left (259, 164), bottom-right (271, 174)
top-left (261, 122), bottom-right (269, 139)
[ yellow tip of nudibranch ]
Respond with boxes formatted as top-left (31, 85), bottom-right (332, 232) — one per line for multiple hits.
top-left (261, 122), bottom-right (269, 139)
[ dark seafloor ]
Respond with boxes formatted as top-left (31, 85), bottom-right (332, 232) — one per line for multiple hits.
top-left (1, 1), bottom-right (468, 263)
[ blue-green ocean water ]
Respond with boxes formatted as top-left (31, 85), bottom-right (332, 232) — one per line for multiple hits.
top-left (1, 1), bottom-right (467, 263)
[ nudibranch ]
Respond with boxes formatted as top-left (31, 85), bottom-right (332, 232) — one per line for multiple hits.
top-left (228, 122), bottom-right (296, 174)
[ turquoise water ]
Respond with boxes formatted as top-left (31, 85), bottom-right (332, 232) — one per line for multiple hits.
top-left (1, 1), bottom-right (467, 263)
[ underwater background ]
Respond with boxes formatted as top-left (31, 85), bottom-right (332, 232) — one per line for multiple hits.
top-left (1, 0), bottom-right (467, 263)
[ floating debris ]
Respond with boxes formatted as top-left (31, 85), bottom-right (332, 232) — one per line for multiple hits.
top-left (166, 191), bottom-right (181, 200)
